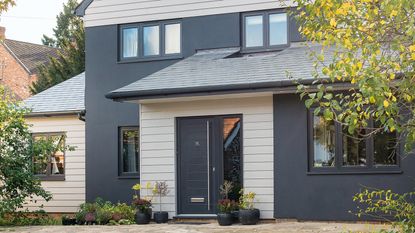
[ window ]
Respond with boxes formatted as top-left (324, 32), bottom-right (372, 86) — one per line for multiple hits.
top-left (143, 25), bottom-right (160, 56)
top-left (122, 27), bottom-right (138, 58)
top-left (120, 22), bottom-right (181, 61)
top-left (309, 111), bottom-right (400, 173)
top-left (243, 11), bottom-right (288, 51)
top-left (119, 127), bottom-right (140, 177)
top-left (32, 133), bottom-right (66, 181)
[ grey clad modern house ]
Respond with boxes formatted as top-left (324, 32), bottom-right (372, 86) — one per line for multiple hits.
top-left (76, 0), bottom-right (415, 220)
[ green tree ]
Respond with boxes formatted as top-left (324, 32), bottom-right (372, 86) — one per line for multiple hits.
top-left (0, 87), bottom-right (72, 216)
top-left (293, 0), bottom-right (415, 150)
top-left (42, 0), bottom-right (82, 48)
top-left (31, 0), bottom-right (84, 94)
top-left (0, 0), bottom-right (15, 13)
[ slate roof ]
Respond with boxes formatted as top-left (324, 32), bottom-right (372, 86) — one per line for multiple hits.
top-left (107, 43), bottom-right (333, 100)
top-left (24, 72), bottom-right (85, 115)
top-left (3, 39), bottom-right (60, 74)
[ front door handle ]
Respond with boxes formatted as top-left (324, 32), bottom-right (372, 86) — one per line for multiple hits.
top-left (206, 121), bottom-right (210, 211)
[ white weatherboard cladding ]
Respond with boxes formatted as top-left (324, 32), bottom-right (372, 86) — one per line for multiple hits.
top-left (139, 95), bottom-right (274, 218)
top-left (84, 0), bottom-right (294, 27)
top-left (25, 116), bottom-right (85, 213)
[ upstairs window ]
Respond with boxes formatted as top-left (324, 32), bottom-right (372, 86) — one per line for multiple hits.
top-left (309, 110), bottom-right (400, 173)
top-left (243, 11), bottom-right (288, 51)
top-left (120, 22), bottom-right (181, 61)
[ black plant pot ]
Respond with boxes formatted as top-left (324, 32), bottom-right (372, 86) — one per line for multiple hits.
top-left (231, 210), bottom-right (239, 223)
top-left (238, 209), bottom-right (260, 225)
top-left (217, 213), bottom-right (233, 226)
top-left (135, 210), bottom-right (151, 225)
top-left (62, 218), bottom-right (77, 225)
top-left (154, 211), bottom-right (169, 224)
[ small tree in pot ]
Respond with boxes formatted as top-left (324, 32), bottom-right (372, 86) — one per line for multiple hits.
top-left (217, 181), bottom-right (238, 226)
top-left (152, 181), bottom-right (170, 224)
top-left (238, 190), bottom-right (260, 225)
top-left (132, 183), bottom-right (153, 224)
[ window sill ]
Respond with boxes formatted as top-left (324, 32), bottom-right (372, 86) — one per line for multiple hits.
top-left (307, 170), bottom-right (403, 175)
top-left (118, 175), bottom-right (140, 179)
top-left (36, 176), bottom-right (66, 181)
top-left (118, 55), bottom-right (183, 64)
top-left (241, 44), bottom-right (290, 54)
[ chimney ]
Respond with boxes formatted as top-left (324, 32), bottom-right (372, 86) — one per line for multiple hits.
top-left (0, 26), bottom-right (5, 40)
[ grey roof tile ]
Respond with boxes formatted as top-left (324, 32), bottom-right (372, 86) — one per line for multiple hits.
top-left (24, 72), bottom-right (85, 114)
top-left (109, 43), bottom-right (331, 99)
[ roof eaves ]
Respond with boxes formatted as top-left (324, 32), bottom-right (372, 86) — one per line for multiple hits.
top-left (75, 0), bottom-right (94, 16)
top-left (106, 79), bottom-right (316, 102)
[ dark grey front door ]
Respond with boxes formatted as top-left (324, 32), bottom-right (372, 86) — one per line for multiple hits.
top-left (177, 117), bottom-right (215, 214)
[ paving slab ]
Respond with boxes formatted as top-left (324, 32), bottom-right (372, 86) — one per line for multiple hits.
top-left (0, 222), bottom-right (392, 233)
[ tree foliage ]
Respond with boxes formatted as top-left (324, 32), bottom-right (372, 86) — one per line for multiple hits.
top-left (0, 87), bottom-right (51, 215)
top-left (42, 0), bottom-right (82, 48)
top-left (31, 0), bottom-right (84, 94)
top-left (0, 0), bottom-right (15, 13)
top-left (294, 0), bottom-right (415, 150)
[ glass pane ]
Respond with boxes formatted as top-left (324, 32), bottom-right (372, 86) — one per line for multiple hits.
top-left (374, 122), bottom-right (397, 166)
top-left (245, 15), bottom-right (263, 48)
top-left (50, 135), bottom-right (65, 175)
top-left (122, 129), bottom-right (139, 173)
top-left (269, 13), bottom-right (288, 46)
top-left (342, 129), bottom-right (367, 166)
top-left (33, 135), bottom-right (48, 175)
top-left (143, 26), bottom-right (160, 56)
top-left (313, 116), bottom-right (336, 167)
top-left (122, 28), bottom-right (138, 58)
top-left (223, 117), bottom-right (242, 201)
top-left (165, 23), bottom-right (181, 54)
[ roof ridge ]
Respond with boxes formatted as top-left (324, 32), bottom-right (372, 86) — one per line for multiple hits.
top-left (4, 39), bottom-right (59, 51)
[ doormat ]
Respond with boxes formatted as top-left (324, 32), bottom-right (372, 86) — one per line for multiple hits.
top-left (169, 222), bottom-right (210, 225)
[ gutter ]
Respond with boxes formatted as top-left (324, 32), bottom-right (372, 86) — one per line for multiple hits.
top-left (25, 110), bottom-right (84, 118)
top-left (106, 79), bottom-right (352, 102)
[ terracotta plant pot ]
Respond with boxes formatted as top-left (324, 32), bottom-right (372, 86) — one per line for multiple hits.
top-left (217, 213), bottom-right (233, 226)
top-left (154, 211), bottom-right (169, 224)
top-left (135, 210), bottom-right (151, 224)
top-left (238, 209), bottom-right (260, 225)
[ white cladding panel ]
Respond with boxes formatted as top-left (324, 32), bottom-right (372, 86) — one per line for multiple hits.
top-left (25, 116), bottom-right (86, 213)
top-left (84, 0), bottom-right (293, 27)
top-left (140, 95), bottom-right (274, 219)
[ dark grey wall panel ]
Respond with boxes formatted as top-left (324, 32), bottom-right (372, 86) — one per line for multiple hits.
top-left (273, 94), bottom-right (415, 220)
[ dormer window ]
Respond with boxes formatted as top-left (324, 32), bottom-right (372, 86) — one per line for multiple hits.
top-left (120, 21), bottom-right (182, 61)
top-left (243, 11), bottom-right (288, 51)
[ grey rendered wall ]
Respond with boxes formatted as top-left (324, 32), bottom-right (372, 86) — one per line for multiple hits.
top-left (273, 94), bottom-right (415, 220)
top-left (85, 12), bottom-right (302, 204)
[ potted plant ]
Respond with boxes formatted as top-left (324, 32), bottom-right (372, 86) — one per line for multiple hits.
top-left (152, 181), bottom-right (170, 224)
top-left (132, 183), bottom-right (153, 224)
top-left (62, 215), bottom-right (76, 225)
top-left (217, 199), bottom-right (238, 226)
top-left (217, 181), bottom-right (238, 226)
top-left (238, 190), bottom-right (260, 225)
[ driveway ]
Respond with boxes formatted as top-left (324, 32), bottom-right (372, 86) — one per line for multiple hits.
top-left (0, 221), bottom-right (391, 233)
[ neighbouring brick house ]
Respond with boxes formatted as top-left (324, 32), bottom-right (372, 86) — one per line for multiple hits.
top-left (0, 26), bottom-right (60, 99)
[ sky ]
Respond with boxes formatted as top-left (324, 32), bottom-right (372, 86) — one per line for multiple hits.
top-left (0, 0), bottom-right (67, 44)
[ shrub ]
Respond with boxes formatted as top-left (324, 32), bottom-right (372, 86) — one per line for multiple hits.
top-left (76, 199), bottom-right (135, 225)
top-left (217, 199), bottom-right (238, 213)
top-left (0, 211), bottom-right (60, 226)
top-left (353, 189), bottom-right (415, 233)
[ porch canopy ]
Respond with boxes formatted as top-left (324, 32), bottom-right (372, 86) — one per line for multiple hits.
top-left (106, 43), bottom-right (333, 102)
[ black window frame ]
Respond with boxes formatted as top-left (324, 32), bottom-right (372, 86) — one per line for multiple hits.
top-left (242, 9), bottom-right (290, 53)
top-left (118, 126), bottom-right (140, 178)
top-left (119, 20), bottom-right (182, 63)
top-left (307, 108), bottom-right (402, 175)
top-left (32, 132), bottom-right (66, 181)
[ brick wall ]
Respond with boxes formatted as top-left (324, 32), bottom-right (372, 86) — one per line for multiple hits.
top-left (0, 44), bottom-right (35, 99)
